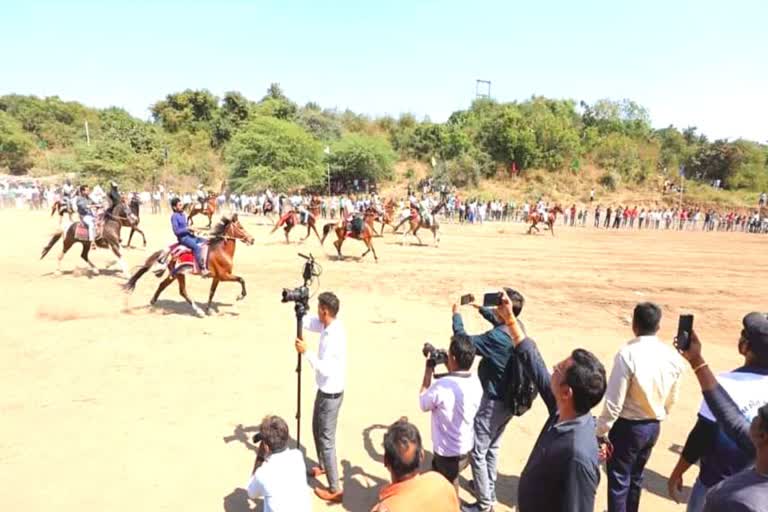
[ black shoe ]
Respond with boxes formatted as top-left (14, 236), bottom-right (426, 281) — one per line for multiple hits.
top-left (460, 503), bottom-right (493, 512)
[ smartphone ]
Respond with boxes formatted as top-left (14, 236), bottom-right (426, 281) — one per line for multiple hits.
top-left (460, 294), bottom-right (475, 306)
top-left (483, 292), bottom-right (502, 307)
top-left (675, 314), bottom-right (694, 351)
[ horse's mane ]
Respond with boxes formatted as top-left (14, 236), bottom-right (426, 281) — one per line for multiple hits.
top-left (208, 217), bottom-right (232, 246)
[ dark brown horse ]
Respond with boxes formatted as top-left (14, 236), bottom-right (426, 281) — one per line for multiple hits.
top-left (117, 196), bottom-right (146, 247)
top-left (270, 200), bottom-right (323, 244)
top-left (321, 212), bottom-right (378, 262)
top-left (395, 200), bottom-right (446, 246)
top-left (124, 215), bottom-right (254, 316)
top-left (187, 194), bottom-right (217, 228)
top-left (527, 205), bottom-right (564, 236)
top-left (41, 203), bottom-right (132, 277)
top-left (366, 199), bottom-right (397, 236)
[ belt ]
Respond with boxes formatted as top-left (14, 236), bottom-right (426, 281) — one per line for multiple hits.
top-left (319, 390), bottom-right (343, 399)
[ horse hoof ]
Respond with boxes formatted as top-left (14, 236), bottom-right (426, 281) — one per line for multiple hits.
top-left (92, 268), bottom-right (100, 275)
top-left (205, 308), bottom-right (213, 316)
top-left (54, 270), bottom-right (62, 276)
top-left (236, 294), bottom-right (245, 301)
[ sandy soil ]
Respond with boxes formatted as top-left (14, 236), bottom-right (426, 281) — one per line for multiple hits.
top-left (1, 208), bottom-right (765, 512)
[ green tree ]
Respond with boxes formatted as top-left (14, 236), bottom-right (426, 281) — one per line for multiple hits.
top-left (226, 116), bottom-right (324, 191)
top-left (150, 89), bottom-right (219, 133)
top-left (328, 133), bottom-right (395, 183)
top-left (0, 111), bottom-right (36, 174)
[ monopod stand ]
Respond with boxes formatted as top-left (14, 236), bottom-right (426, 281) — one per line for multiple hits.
top-left (294, 300), bottom-right (308, 452)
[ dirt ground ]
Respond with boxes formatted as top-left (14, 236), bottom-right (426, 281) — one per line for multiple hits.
top-left (1, 208), bottom-right (765, 512)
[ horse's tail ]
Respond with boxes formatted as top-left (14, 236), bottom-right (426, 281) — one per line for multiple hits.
top-left (124, 249), bottom-right (164, 293)
top-left (321, 223), bottom-right (335, 244)
top-left (41, 230), bottom-right (64, 259)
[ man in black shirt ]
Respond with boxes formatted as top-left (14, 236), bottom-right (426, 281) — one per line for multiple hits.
top-left (494, 293), bottom-right (607, 512)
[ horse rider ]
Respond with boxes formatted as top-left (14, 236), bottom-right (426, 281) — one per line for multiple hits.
top-left (196, 184), bottom-right (207, 209)
top-left (61, 180), bottom-right (74, 209)
top-left (76, 185), bottom-right (98, 245)
top-left (171, 197), bottom-right (210, 278)
top-left (129, 192), bottom-right (141, 217)
top-left (419, 195), bottom-right (434, 227)
top-left (107, 181), bottom-right (121, 216)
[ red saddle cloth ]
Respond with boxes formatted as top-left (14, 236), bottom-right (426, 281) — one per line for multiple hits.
top-left (167, 242), bottom-right (210, 275)
top-left (74, 213), bottom-right (106, 241)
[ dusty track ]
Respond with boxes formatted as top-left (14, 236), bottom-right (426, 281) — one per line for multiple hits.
top-left (1, 208), bottom-right (765, 512)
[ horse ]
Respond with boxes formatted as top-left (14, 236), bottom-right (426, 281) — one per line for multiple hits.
top-left (320, 212), bottom-right (378, 262)
top-left (395, 200), bottom-right (446, 247)
top-left (119, 196), bottom-right (147, 247)
top-left (367, 199), bottom-right (397, 237)
top-left (50, 198), bottom-right (74, 226)
top-left (527, 205), bottom-right (565, 236)
top-left (40, 202), bottom-right (133, 277)
top-left (187, 194), bottom-right (216, 228)
top-left (270, 201), bottom-right (323, 244)
top-left (124, 214), bottom-right (255, 317)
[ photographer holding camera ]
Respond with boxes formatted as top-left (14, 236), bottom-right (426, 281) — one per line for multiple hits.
top-left (294, 291), bottom-right (346, 503)
top-left (419, 333), bottom-right (483, 489)
top-left (246, 415), bottom-right (311, 512)
top-left (452, 288), bottom-right (535, 512)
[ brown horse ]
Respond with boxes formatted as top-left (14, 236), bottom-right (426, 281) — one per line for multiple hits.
top-left (187, 194), bottom-right (216, 228)
top-left (117, 196), bottom-right (147, 247)
top-left (270, 201), bottom-right (323, 244)
top-left (396, 200), bottom-right (446, 246)
top-left (527, 205), bottom-right (564, 236)
top-left (50, 199), bottom-right (74, 226)
top-left (124, 214), bottom-right (254, 316)
top-left (320, 213), bottom-right (378, 262)
top-left (41, 203), bottom-right (132, 277)
top-left (367, 199), bottom-right (397, 236)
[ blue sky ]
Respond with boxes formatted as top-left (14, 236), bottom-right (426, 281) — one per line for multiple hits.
top-left (2, 0), bottom-right (766, 141)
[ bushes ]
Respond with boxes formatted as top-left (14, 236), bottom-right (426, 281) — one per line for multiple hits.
top-left (328, 134), bottom-right (395, 183)
top-left (0, 111), bottom-right (36, 174)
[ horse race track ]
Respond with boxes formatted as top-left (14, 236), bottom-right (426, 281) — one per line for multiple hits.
top-left (1, 208), bottom-right (765, 512)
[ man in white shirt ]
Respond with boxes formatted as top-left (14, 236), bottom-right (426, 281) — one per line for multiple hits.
top-left (295, 291), bottom-right (346, 504)
top-left (597, 302), bottom-right (685, 512)
top-left (419, 333), bottom-right (483, 489)
top-left (246, 415), bottom-right (311, 512)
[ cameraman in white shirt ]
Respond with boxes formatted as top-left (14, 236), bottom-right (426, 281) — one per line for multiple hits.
top-left (419, 333), bottom-right (483, 490)
top-left (295, 291), bottom-right (347, 504)
top-left (246, 415), bottom-right (311, 512)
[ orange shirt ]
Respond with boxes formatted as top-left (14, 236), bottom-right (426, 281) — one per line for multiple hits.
top-left (371, 471), bottom-right (459, 512)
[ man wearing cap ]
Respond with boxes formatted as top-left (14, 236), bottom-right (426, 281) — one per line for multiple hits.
top-left (668, 312), bottom-right (768, 512)
top-left (677, 316), bottom-right (768, 512)
top-left (597, 302), bottom-right (686, 512)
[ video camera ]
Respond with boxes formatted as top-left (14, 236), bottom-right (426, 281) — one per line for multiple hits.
top-left (422, 342), bottom-right (449, 368)
top-left (281, 253), bottom-right (321, 306)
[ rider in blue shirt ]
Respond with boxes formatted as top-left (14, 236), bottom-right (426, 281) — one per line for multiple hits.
top-left (170, 197), bottom-right (210, 277)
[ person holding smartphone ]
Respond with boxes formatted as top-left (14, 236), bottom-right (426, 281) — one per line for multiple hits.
top-left (596, 303), bottom-right (686, 512)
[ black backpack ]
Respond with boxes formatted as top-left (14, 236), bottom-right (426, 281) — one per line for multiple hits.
top-left (503, 352), bottom-right (538, 416)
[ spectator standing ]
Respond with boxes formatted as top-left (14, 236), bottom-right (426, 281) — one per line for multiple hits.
top-left (246, 415), bottom-right (311, 512)
top-left (495, 293), bottom-right (607, 512)
top-left (678, 318), bottom-right (768, 512)
top-left (454, 290), bottom-right (533, 512)
top-left (419, 332), bottom-right (483, 488)
top-left (294, 292), bottom-right (347, 503)
top-left (597, 303), bottom-right (685, 512)
top-left (371, 419), bottom-right (460, 512)
top-left (668, 312), bottom-right (768, 511)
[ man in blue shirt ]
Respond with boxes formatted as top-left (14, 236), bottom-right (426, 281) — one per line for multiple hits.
top-left (76, 185), bottom-right (97, 243)
top-left (170, 197), bottom-right (209, 277)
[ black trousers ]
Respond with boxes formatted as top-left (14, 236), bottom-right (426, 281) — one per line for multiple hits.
top-left (432, 451), bottom-right (470, 490)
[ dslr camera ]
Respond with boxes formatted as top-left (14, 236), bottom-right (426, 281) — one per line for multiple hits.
top-left (422, 342), bottom-right (449, 368)
top-left (281, 286), bottom-right (309, 304)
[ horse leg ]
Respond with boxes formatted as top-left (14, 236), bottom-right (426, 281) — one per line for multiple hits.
top-left (187, 212), bottom-right (194, 226)
top-left (110, 242), bottom-right (129, 278)
top-left (56, 236), bottom-right (74, 275)
top-left (138, 227), bottom-right (146, 247)
top-left (150, 275), bottom-right (175, 305)
top-left (80, 242), bottom-right (99, 275)
top-left (207, 213), bottom-right (212, 229)
top-left (177, 274), bottom-right (203, 317)
top-left (333, 237), bottom-right (343, 260)
top-left (214, 273), bottom-right (247, 302)
top-left (310, 223), bottom-right (322, 242)
top-left (413, 226), bottom-right (423, 246)
top-left (432, 226), bottom-right (439, 246)
top-left (550, 221), bottom-right (555, 236)
top-left (206, 278), bottom-right (220, 314)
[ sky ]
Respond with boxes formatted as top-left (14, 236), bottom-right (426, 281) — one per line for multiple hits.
top-left (2, 0), bottom-right (766, 142)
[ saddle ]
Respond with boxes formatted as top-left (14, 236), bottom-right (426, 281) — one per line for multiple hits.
top-left (165, 242), bottom-right (211, 276)
top-left (345, 216), bottom-right (365, 238)
top-left (74, 213), bottom-right (106, 242)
